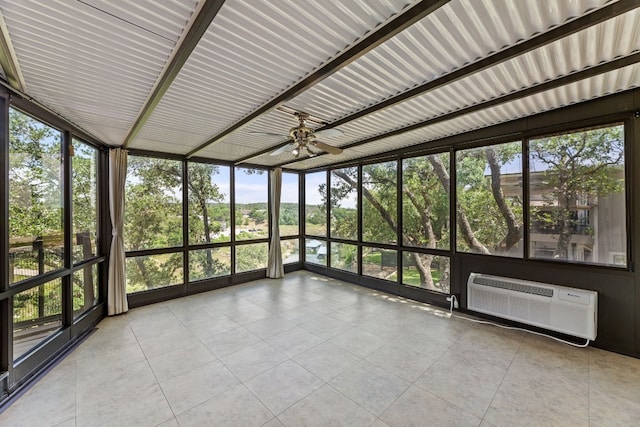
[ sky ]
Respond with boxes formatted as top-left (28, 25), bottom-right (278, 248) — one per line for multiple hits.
top-left (305, 171), bottom-right (325, 205)
top-left (232, 169), bottom-right (299, 204)
top-left (234, 168), bottom-right (267, 204)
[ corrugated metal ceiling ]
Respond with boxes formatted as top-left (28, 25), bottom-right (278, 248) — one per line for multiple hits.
top-left (0, 0), bottom-right (199, 145)
top-left (283, 63), bottom-right (640, 170)
top-left (0, 0), bottom-right (638, 169)
top-left (130, 0), bottom-right (415, 153)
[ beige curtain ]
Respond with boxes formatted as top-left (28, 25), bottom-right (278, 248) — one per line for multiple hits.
top-left (267, 168), bottom-right (284, 278)
top-left (107, 148), bottom-right (129, 315)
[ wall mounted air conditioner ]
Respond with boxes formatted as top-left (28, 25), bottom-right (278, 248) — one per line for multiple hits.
top-left (467, 273), bottom-right (597, 340)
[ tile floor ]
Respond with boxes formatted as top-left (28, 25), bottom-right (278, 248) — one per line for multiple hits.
top-left (1, 271), bottom-right (640, 427)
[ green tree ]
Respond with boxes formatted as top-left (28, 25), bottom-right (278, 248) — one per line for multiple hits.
top-left (124, 159), bottom-right (231, 290)
top-left (8, 108), bottom-right (64, 280)
top-left (530, 126), bottom-right (624, 258)
top-left (236, 244), bottom-right (268, 272)
top-left (324, 146), bottom-right (523, 292)
top-left (249, 208), bottom-right (267, 224)
top-left (124, 157), bottom-right (182, 291)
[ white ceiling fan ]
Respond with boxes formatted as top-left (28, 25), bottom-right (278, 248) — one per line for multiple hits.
top-left (252, 112), bottom-right (344, 158)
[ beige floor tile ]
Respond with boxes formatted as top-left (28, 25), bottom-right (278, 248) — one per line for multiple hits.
top-left (159, 360), bottom-right (240, 415)
top-left (589, 387), bottom-right (640, 427)
top-left (227, 302), bottom-right (274, 325)
top-left (53, 418), bottom-right (76, 427)
top-left (366, 342), bottom-right (446, 383)
top-left (278, 385), bottom-right (377, 427)
top-left (244, 360), bottom-right (324, 415)
top-left (3, 272), bottom-right (640, 427)
top-left (129, 315), bottom-right (185, 343)
top-left (278, 305), bottom-right (325, 323)
top-left (176, 383), bottom-right (273, 427)
top-left (245, 314), bottom-right (298, 340)
top-left (76, 359), bottom-right (158, 410)
top-left (415, 349), bottom-right (508, 418)
top-left (0, 387), bottom-right (76, 427)
top-left (220, 341), bottom-right (288, 382)
top-left (329, 360), bottom-right (410, 416)
top-left (76, 383), bottom-right (173, 427)
top-left (330, 327), bottom-right (385, 357)
top-left (186, 314), bottom-right (242, 340)
top-left (156, 417), bottom-right (180, 427)
top-left (299, 314), bottom-right (353, 340)
top-left (267, 326), bottom-right (325, 357)
top-left (589, 347), bottom-right (640, 401)
top-left (499, 356), bottom-right (588, 416)
top-left (448, 324), bottom-right (525, 362)
top-left (293, 341), bottom-right (362, 382)
top-left (261, 417), bottom-right (286, 427)
top-left (202, 326), bottom-right (262, 358)
top-left (484, 387), bottom-right (588, 427)
top-left (22, 359), bottom-right (76, 400)
top-left (147, 341), bottom-right (216, 382)
top-left (137, 327), bottom-right (201, 359)
top-left (72, 326), bottom-right (140, 363)
top-left (381, 385), bottom-right (481, 427)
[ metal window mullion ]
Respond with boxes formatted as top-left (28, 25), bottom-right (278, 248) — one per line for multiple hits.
top-left (182, 160), bottom-right (189, 288)
top-left (62, 131), bottom-right (72, 327)
top-left (98, 147), bottom-right (110, 306)
top-left (523, 139), bottom-right (530, 260)
top-left (0, 93), bottom-right (11, 375)
top-left (624, 116), bottom-right (635, 272)
top-left (299, 172), bottom-right (304, 263)
top-left (448, 147), bottom-right (456, 296)
top-left (268, 167), bottom-right (272, 260)
top-left (396, 157), bottom-right (403, 286)
top-left (230, 166), bottom-right (236, 276)
top-left (326, 171), bottom-right (330, 269)
top-left (357, 165), bottom-right (362, 276)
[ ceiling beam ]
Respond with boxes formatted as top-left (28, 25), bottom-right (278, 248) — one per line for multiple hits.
top-left (122, 0), bottom-right (226, 148)
top-left (272, 52), bottom-right (640, 169)
top-left (185, 0), bottom-right (451, 158)
top-left (240, 0), bottom-right (638, 165)
top-left (316, 0), bottom-right (639, 132)
top-left (0, 11), bottom-right (25, 92)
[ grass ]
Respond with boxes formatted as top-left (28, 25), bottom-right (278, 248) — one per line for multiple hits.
top-left (363, 252), bottom-right (381, 264)
top-left (401, 267), bottom-right (441, 287)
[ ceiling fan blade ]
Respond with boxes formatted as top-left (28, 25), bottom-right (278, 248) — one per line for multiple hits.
top-left (314, 128), bottom-right (343, 138)
top-left (312, 141), bottom-right (343, 155)
top-left (249, 131), bottom-right (287, 137)
top-left (270, 141), bottom-right (297, 156)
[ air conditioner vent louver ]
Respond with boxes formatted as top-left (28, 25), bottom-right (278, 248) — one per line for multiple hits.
top-left (467, 273), bottom-right (597, 340)
top-left (473, 276), bottom-right (554, 297)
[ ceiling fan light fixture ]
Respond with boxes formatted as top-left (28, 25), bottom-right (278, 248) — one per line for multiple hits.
top-left (267, 111), bottom-right (344, 158)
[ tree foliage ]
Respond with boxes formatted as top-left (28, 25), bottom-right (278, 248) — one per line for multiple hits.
top-left (530, 125), bottom-right (624, 259)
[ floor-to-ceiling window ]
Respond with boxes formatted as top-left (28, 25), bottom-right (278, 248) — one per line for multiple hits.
top-left (188, 163), bottom-right (232, 281)
top-left (71, 138), bottom-right (100, 317)
top-left (234, 167), bottom-right (269, 274)
top-left (124, 156), bottom-right (184, 293)
top-left (2, 102), bottom-right (106, 393)
top-left (280, 172), bottom-right (300, 264)
top-left (401, 153), bottom-right (450, 293)
top-left (305, 171), bottom-right (327, 267)
top-left (123, 160), bottom-right (299, 302)
top-left (9, 108), bottom-right (65, 362)
top-left (361, 161), bottom-right (398, 282)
